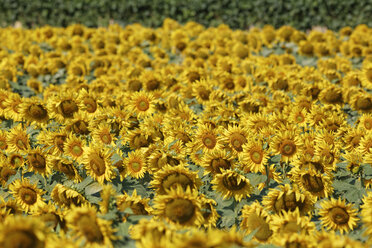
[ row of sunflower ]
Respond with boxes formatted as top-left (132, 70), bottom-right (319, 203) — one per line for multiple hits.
top-left (0, 18), bottom-right (371, 247)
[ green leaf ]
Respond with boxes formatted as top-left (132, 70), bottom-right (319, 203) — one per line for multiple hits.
top-left (243, 228), bottom-right (258, 242)
top-left (85, 182), bottom-right (103, 195)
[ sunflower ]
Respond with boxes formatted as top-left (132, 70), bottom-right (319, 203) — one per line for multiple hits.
top-left (6, 124), bottom-right (30, 154)
top-left (63, 133), bottom-right (86, 162)
top-left (51, 184), bottom-right (86, 208)
top-left (25, 146), bottom-right (53, 177)
top-left (0, 89), bottom-right (10, 117)
top-left (66, 204), bottom-right (115, 248)
top-left (342, 127), bottom-right (364, 152)
top-left (152, 185), bottom-right (203, 227)
top-left (9, 178), bottom-right (45, 213)
top-left (198, 194), bottom-right (219, 228)
top-left (123, 127), bottom-right (153, 150)
top-left (272, 233), bottom-right (316, 248)
top-left (314, 230), bottom-right (367, 248)
top-left (3, 92), bottom-right (23, 122)
top-left (0, 197), bottom-right (23, 216)
top-left (47, 92), bottom-right (80, 123)
top-left (240, 201), bottom-right (273, 242)
top-left (91, 123), bottom-right (116, 146)
top-left (98, 184), bottom-right (116, 214)
top-left (357, 113), bottom-right (372, 132)
top-left (116, 189), bottom-right (152, 218)
top-left (318, 198), bottom-right (359, 234)
top-left (51, 156), bottom-right (82, 182)
top-left (37, 128), bottom-right (69, 156)
top-left (220, 124), bottom-right (249, 155)
top-left (192, 79), bottom-right (213, 104)
top-left (200, 148), bottom-right (235, 175)
top-left (127, 91), bottom-right (156, 118)
top-left (124, 149), bottom-right (147, 179)
top-left (270, 209), bottom-right (315, 238)
top-left (361, 62), bottom-right (372, 89)
top-left (350, 92), bottom-right (372, 113)
top-left (262, 184), bottom-right (315, 215)
top-left (239, 136), bottom-right (269, 173)
top-left (0, 130), bottom-right (8, 151)
top-left (8, 153), bottom-right (25, 169)
top-left (314, 140), bottom-right (340, 170)
top-left (65, 111), bottom-right (91, 135)
top-left (32, 202), bottom-right (67, 232)
top-left (190, 123), bottom-right (223, 155)
top-left (82, 144), bottom-right (114, 185)
top-left (151, 164), bottom-right (201, 195)
top-left (290, 168), bottom-right (334, 199)
top-left (129, 218), bottom-right (173, 242)
top-left (18, 97), bottom-right (49, 126)
top-left (211, 169), bottom-right (253, 202)
top-left (270, 128), bottom-right (302, 163)
top-left (76, 88), bottom-right (102, 116)
top-left (0, 157), bottom-right (16, 187)
top-left (0, 215), bottom-right (49, 248)
top-left (361, 191), bottom-right (372, 239)
top-left (318, 84), bottom-right (343, 106)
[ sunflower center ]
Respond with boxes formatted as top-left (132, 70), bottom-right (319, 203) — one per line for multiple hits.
top-left (356, 97), bottom-right (372, 110)
top-left (28, 153), bottom-right (46, 169)
top-left (128, 79), bottom-right (142, 91)
top-left (146, 79), bottom-right (160, 91)
top-left (187, 71), bottom-right (200, 83)
top-left (165, 199), bottom-right (195, 224)
top-left (72, 145), bottom-right (83, 156)
top-left (296, 114), bottom-right (304, 123)
top-left (137, 99), bottom-right (150, 112)
top-left (19, 187), bottom-right (37, 205)
top-left (78, 215), bottom-right (104, 243)
top-left (246, 214), bottom-right (272, 241)
top-left (222, 174), bottom-right (246, 191)
top-left (198, 88), bottom-right (210, 101)
top-left (324, 90), bottom-right (342, 104)
top-left (89, 153), bottom-right (106, 176)
top-left (202, 134), bottom-right (217, 149)
top-left (130, 202), bottom-right (148, 215)
top-left (274, 192), bottom-right (305, 213)
top-left (365, 120), bottom-right (372, 130)
top-left (0, 140), bottom-right (6, 150)
top-left (72, 120), bottom-right (90, 135)
top-left (59, 100), bottom-right (78, 118)
top-left (1, 167), bottom-right (16, 182)
top-left (84, 98), bottom-right (97, 113)
top-left (329, 207), bottom-right (349, 225)
top-left (250, 150), bottom-right (263, 164)
top-left (11, 156), bottom-right (22, 167)
top-left (366, 68), bottom-right (372, 83)
top-left (211, 158), bottom-right (231, 173)
top-left (100, 134), bottom-right (111, 144)
top-left (302, 174), bottom-right (324, 193)
top-left (16, 138), bottom-right (27, 150)
top-left (279, 140), bottom-right (297, 156)
top-left (58, 161), bottom-right (76, 177)
top-left (162, 173), bottom-right (193, 193)
top-left (4, 230), bottom-right (41, 248)
top-left (129, 161), bottom-right (142, 172)
top-left (28, 104), bottom-right (47, 120)
top-left (230, 133), bottom-right (246, 152)
top-left (54, 135), bottom-right (66, 152)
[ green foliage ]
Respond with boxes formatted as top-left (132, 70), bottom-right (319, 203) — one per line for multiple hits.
top-left (0, 0), bottom-right (371, 30)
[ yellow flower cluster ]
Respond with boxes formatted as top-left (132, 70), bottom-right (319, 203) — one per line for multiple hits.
top-left (0, 19), bottom-right (371, 247)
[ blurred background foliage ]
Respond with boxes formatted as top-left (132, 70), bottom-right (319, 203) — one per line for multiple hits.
top-left (0, 0), bottom-right (371, 30)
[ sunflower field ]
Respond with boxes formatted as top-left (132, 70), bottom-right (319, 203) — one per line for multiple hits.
top-left (0, 19), bottom-right (372, 248)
